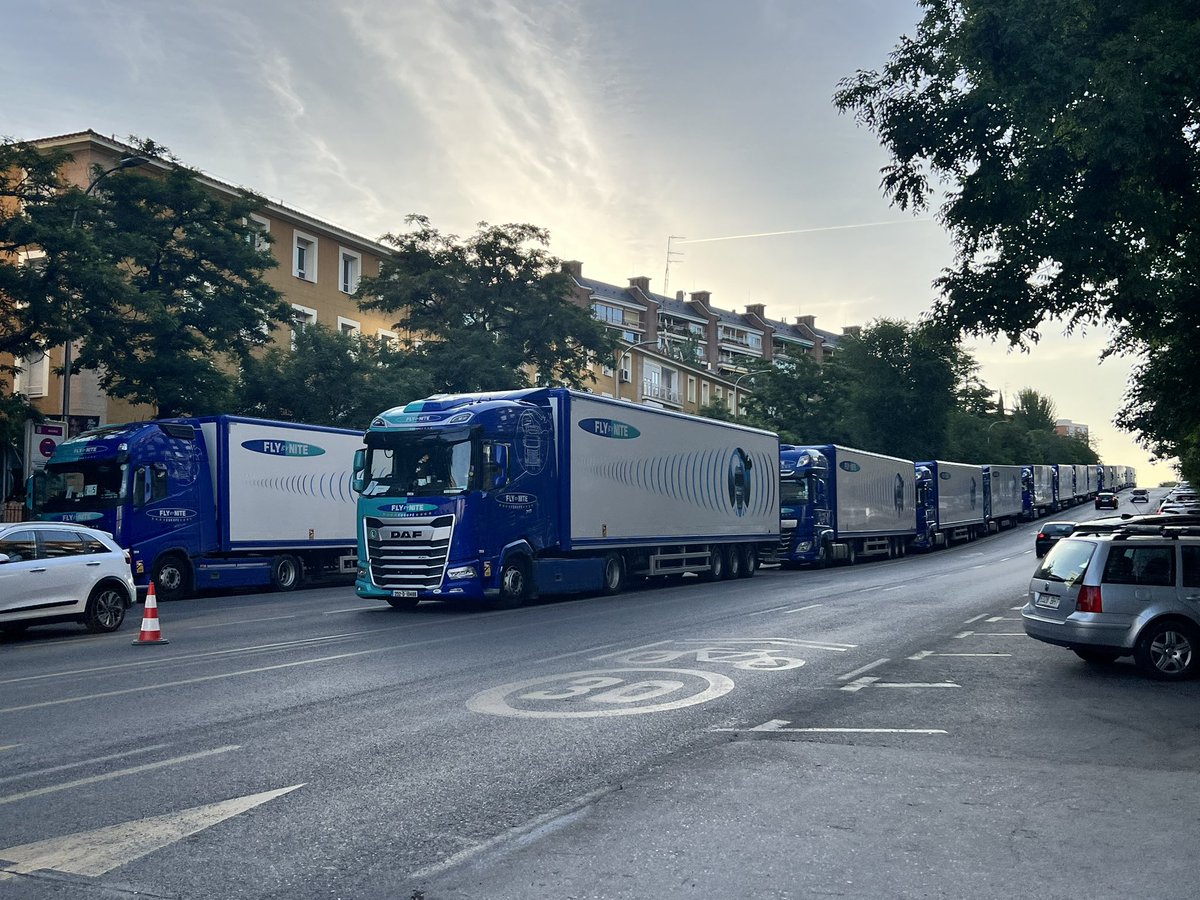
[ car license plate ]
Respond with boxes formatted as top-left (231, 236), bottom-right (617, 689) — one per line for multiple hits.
top-left (1034, 593), bottom-right (1059, 610)
top-left (392, 590), bottom-right (417, 598)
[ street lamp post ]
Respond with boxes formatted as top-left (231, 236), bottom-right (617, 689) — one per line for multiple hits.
top-left (728, 369), bottom-right (757, 416)
top-left (62, 155), bottom-right (148, 434)
top-left (986, 419), bottom-right (1004, 449)
top-left (614, 338), bottom-right (662, 402)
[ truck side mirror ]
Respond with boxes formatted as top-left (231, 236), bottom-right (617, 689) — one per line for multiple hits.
top-left (352, 449), bottom-right (366, 493)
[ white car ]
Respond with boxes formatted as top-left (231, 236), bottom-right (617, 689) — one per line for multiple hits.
top-left (0, 522), bottom-right (135, 636)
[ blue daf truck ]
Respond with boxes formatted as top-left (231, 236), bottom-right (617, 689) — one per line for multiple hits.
top-left (352, 388), bottom-right (780, 608)
top-left (30, 416), bottom-right (362, 599)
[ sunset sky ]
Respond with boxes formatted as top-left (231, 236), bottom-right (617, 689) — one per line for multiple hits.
top-left (5, 0), bottom-right (1171, 480)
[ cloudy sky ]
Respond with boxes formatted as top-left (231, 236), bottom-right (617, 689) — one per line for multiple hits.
top-left (5, 0), bottom-right (1170, 480)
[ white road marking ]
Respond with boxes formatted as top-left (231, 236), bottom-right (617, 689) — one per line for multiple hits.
top-left (934, 653), bottom-right (1012, 658)
top-left (0, 745), bottom-right (18, 752)
top-left (0, 746), bottom-right (239, 806)
top-left (955, 631), bottom-right (975, 639)
top-left (717, 725), bottom-right (947, 735)
top-left (971, 564), bottom-right (987, 569)
top-left (973, 633), bottom-right (1026, 637)
top-left (907, 650), bottom-right (934, 660)
top-left (840, 676), bottom-right (880, 692)
top-left (747, 719), bottom-right (790, 731)
top-left (881, 585), bottom-right (904, 592)
top-left (784, 604), bottom-right (823, 614)
top-left (0, 784), bottom-right (303, 881)
top-left (588, 640), bottom-right (672, 661)
top-left (874, 682), bottom-right (960, 688)
top-left (837, 658), bottom-right (889, 680)
top-left (0, 744), bottom-right (171, 786)
top-left (986, 616), bottom-right (1016, 622)
top-left (746, 605), bottom-right (795, 617)
top-left (963, 614), bottom-right (988, 624)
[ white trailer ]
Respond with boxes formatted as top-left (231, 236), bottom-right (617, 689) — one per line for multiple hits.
top-left (1025, 465), bottom-right (1054, 518)
top-left (984, 464), bottom-right (1023, 530)
top-left (915, 460), bottom-right (985, 549)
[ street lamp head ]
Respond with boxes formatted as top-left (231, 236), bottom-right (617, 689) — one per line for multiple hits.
top-left (117, 155), bottom-right (150, 170)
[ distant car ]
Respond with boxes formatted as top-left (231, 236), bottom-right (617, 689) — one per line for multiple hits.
top-left (0, 522), bottom-right (135, 636)
top-left (1023, 524), bottom-right (1200, 679)
top-left (1095, 492), bottom-right (1118, 510)
top-left (1035, 521), bottom-right (1076, 558)
top-left (1130, 489), bottom-right (1150, 503)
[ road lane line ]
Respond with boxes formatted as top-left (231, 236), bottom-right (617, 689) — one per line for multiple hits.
top-left (588, 640), bottom-right (672, 661)
top-left (840, 677), bottom-right (880, 692)
top-left (0, 744), bottom-right (171, 786)
top-left (935, 653), bottom-right (1012, 658)
top-left (837, 658), bottom-right (889, 680)
top-left (717, 726), bottom-right (947, 735)
top-left (973, 633), bottom-right (1025, 636)
top-left (955, 631), bottom-right (975, 638)
top-left (881, 586), bottom-right (904, 592)
top-left (907, 650), bottom-right (934, 660)
top-left (964, 614), bottom-right (988, 624)
top-left (0, 746), bottom-right (238, 806)
top-left (784, 604), bottom-right (823, 614)
top-left (746, 605), bottom-right (794, 616)
top-left (873, 682), bottom-right (960, 688)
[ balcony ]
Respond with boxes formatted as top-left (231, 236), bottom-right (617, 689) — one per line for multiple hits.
top-left (641, 379), bottom-right (681, 406)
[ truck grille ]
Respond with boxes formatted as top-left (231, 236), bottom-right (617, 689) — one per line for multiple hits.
top-left (365, 515), bottom-right (454, 591)
top-left (777, 527), bottom-right (795, 554)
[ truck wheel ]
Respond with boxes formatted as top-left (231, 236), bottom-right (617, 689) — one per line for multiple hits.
top-left (83, 583), bottom-right (128, 633)
top-left (151, 554), bottom-right (191, 602)
top-left (702, 546), bottom-right (725, 582)
top-left (493, 558), bottom-right (530, 609)
top-left (737, 545), bottom-right (758, 578)
top-left (271, 554), bottom-right (303, 592)
top-left (601, 554), bottom-right (626, 595)
top-left (724, 545), bottom-right (741, 579)
top-left (815, 542), bottom-right (830, 569)
top-left (845, 543), bottom-right (858, 566)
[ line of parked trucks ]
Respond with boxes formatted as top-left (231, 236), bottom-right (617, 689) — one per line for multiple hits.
top-left (27, 389), bottom-right (1135, 605)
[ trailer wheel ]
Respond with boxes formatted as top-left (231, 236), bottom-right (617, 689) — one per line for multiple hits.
top-left (601, 553), bottom-right (626, 595)
top-left (493, 557), bottom-right (530, 609)
top-left (845, 542), bottom-right (858, 566)
top-left (271, 554), bottom-right (303, 592)
top-left (151, 553), bottom-right (191, 602)
top-left (724, 545), bottom-right (741, 579)
top-left (701, 546), bottom-right (726, 582)
top-left (737, 545), bottom-right (758, 579)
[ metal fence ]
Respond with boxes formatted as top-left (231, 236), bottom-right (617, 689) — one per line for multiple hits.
top-left (3, 502), bottom-right (25, 523)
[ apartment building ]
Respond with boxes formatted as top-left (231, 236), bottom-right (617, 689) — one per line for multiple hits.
top-left (564, 261), bottom-right (851, 416)
top-left (8, 131), bottom-right (399, 438)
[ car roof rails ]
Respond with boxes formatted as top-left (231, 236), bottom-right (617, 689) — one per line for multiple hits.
top-left (1111, 523), bottom-right (1200, 540)
top-left (1073, 513), bottom-right (1200, 534)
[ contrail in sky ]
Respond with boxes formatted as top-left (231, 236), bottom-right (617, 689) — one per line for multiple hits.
top-left (677, 218), bottom-right (934, 244)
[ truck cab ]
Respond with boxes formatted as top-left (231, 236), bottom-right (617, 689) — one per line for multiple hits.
top-left (778, 445), bottom-right (833, 566)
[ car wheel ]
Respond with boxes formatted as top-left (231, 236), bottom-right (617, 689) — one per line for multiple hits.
top-left (84, 584), bottom-right (128, 633)
top-left (1073, 648), bottom-right (1120, 664)
top-left (1134, 619), bottom-right (1199, 680)
top-left (491, 557), bottom-right (530, 609)
top-left (271, 554), bottom-right (303, 592)
top-left (151, 554), bottom-right (191, 602)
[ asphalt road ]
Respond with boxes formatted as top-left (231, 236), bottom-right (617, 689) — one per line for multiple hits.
top-left (1, 490), bottom-right (1195, 899)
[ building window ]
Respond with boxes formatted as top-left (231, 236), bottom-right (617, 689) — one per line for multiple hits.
top-left (13, 351), bottom-right (50, 398)
top-left (293, 231), bottom-right (318, 282)
top-left (290, 304), bottom-right (316, 348)
top-left (377, 329), bottom-right (397, 348)
top-left (339, 248), bottom-right (362, 294)
top-left (337, 317), bottom-right (361, 336)
top-left (247, 214), bottom-right (270, 252)
top-left (701, 382), bottom-right (710, 406)
top-left (687, 376), bottom-right (697, 403)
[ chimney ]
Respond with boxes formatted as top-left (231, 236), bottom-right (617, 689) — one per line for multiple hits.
top-left (676, 291), bottom-right (686, 302)
top-left (628, 275), bottom-right (651, 294)
top-left (795, 315), bottom-right (816, 329)
top-left (561, 260), bottom-right (583, 279)
top-left (691, 290), bottom-right (712, 307)
top-left (746, 303), bottom-right (766, 319)
top-left (842, 325), bottom-right (861, 338)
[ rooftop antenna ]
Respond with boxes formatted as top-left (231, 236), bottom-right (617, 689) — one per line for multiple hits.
top-left (663, 235), bottom-right (685, 296)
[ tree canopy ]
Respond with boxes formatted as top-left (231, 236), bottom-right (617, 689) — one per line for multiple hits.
top-left (833, 0), bottom-right (1199, 479)
top-left (356, 216), bottom-right (616, 393)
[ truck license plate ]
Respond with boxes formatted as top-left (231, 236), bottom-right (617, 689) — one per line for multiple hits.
top-left (393, 590), bottom-right (417, 598)
top-left (1034, 593), bottom-right (1059, 610)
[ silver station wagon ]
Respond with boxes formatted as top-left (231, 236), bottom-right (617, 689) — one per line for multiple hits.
top-left (1023, 524), bottom-right (1200, 680)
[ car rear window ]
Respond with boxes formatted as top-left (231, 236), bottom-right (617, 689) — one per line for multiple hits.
top-left (1034, 539), bottom-right (1095, 585)
top-left (1043, 524), bottom-right (1074, 536)
top-left (1101, 546), bottom-right (1175, 586)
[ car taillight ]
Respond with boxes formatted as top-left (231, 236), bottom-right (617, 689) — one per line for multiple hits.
top-left (1076, 585), bottom-right (1103, 613)
top-left (1037, 532), bottom-right (1046, 540)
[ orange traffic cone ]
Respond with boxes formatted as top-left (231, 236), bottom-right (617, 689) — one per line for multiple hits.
top-left (132, 582), bottom-right (170, 645)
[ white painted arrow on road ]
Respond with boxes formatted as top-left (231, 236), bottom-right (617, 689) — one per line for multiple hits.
top-left (0, 784), bottom-right (304, 881)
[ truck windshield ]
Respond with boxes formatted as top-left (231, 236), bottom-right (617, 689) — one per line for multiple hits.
top-left (780, 476), bottom-right (810, 505)
top-left (363, 433), bottom-right (475, 497)
top-left (34, 460), bottom-right (129, 514)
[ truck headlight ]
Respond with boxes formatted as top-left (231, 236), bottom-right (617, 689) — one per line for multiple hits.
top-left (446, 565), bottom-right (477, 580)
top-left (795, 541), bottom-right (812, 552)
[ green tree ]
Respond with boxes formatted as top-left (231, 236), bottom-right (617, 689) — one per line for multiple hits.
top-left (1010, 388), bottom-right (1057, 433)
top-left (71, 142), bottom-right (289, 417)
top-left (737, 355), bottom-right (848, 445)
top-left (235, 324), bottom-right (433, 429)
top-left (358, 216), bottom-right (616, 393)
top-left (833, 1), bottom-right (1200, 467)
top-left (829, 319), bottom-right (962, 459)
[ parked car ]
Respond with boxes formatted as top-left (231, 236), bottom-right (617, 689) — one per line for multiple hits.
top-left (0, 522), bottom-right (135, 636)
top-left (1023, 523), bottom-right (1200, 680)
top-left (1130, 489), bottom-right (1150, 503)
top-left (1095, 492), bottom-right (1119, 510)
top-left (1035, 521), bottom-right (1076, 558)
